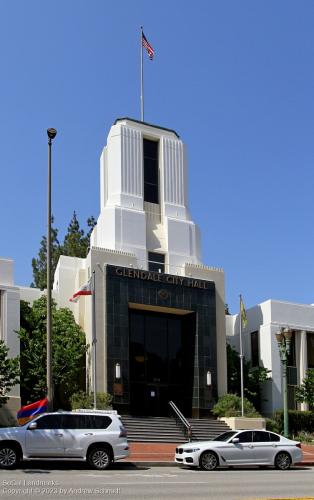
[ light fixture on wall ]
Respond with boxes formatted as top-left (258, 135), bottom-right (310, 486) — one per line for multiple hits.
top-left (115, 363), bottom-right (121, 380)
top-left (206, 370), bottom-right (212, 387)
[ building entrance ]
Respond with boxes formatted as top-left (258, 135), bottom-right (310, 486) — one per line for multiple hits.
top-left (129, 308), bottom-right (195, 417)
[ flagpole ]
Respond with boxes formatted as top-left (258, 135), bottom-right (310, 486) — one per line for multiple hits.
top-left (140, 26), bottom-right (144, 121)
top-left (92, 270), bottom-right (97, 409)
top-left (239, 294), bottom-right (244, 417)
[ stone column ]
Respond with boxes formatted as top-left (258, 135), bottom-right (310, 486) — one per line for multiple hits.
top-left (299, 330), bottom-right (309, 411)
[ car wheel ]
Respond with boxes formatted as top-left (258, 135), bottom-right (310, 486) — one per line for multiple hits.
top-left (0, 445), bottom-right (19, 469)
top-left (88, 446), bottom-right (112, 470)
top-left (275, 451), bottom-right (291, 470)
top-left (199, 451), bottom-right (218, 471)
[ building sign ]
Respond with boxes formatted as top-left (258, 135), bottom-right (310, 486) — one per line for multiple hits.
top-left (115, 267), bottom-right (208, 290)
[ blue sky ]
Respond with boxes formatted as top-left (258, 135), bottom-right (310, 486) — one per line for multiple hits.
top-left (1, 0), bottom-right (313, 314)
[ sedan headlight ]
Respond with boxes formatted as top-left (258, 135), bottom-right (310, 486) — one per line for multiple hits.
top-left (184, 448), bottom-right (200, 453)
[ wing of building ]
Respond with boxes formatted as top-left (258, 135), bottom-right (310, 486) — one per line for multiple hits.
top-left (226, 299), bottom-right (314, 415)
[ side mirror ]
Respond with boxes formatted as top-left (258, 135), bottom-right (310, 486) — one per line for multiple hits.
top-left (28, 422), bottom-right (37, 430)
top-left (231, 437), bottom-right (239, 444)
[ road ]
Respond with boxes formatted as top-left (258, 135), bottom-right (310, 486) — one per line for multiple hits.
top-left (0, 463), bottom-right (313, 500)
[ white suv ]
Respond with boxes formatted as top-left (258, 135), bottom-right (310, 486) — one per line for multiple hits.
top-left (0, 410), bottom-right (129, 470)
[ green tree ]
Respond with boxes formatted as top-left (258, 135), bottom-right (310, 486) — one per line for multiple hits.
top-left (18, 297), bottom-right (88, 409)
top-left (63, 211), bottom-right (87, 258)
top-left (295, 369), bottom-right (314, 409)
top-left (31, 216), bottom-right (62, 290)
top-left (84, 216), bottom-right (96, 250)
top-left (227, 343), bottom-right (271, 411)
top-left (0, 341), bottom-right (20, 408)
top-left (31, 213), bottom-right (96, 288)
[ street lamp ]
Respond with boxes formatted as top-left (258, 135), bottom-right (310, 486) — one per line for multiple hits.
top-left (275, 327), bottom-right (293, 437)
top-left (47, 128), bottom-right (57, 411)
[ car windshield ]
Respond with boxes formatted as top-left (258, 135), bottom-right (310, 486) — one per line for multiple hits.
top-left (213, 431), bottom-right (238, 442)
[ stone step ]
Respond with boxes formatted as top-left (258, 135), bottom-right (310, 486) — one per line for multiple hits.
top-left (121, 415), bottom-right (231, 443)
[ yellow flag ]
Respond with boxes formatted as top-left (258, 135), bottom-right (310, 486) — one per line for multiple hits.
top-left (240, 296), bottom-right (248, 328)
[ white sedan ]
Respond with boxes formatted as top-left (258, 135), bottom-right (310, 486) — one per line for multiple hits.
top-left (175, 430), bottom-right (303, 470)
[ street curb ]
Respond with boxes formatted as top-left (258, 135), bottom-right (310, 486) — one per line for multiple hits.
top-left (120, 461), bottom-right (314, 467)
top-left (120, 461), bottom-right (178, 467)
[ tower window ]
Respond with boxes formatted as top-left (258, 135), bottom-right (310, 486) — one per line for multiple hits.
top-left (148, 252), bottom-right (165, 273)
top-left (144, 139), bottom-right (159, 204)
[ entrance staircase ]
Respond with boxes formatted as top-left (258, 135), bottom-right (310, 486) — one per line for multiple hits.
top-left (121, 415), bottom-right (231, 443)
top-left (187, 418), bottom-right (231, 441)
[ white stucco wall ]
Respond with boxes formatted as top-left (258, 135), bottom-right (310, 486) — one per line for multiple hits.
top-left (0, 259), bottom-right (21, 423)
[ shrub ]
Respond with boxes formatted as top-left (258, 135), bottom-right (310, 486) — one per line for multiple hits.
top-left (294, 431), bottom-right (314, 444)
top-left (212, 393), bottom-right (260, 418)
top-left (70, 391), bottom-right (113, 410)
top-left (265, 418), bottom-right (280, 434)
top-left (273, 410), bottom-right (314, 435)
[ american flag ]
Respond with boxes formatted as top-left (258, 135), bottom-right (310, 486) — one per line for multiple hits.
top-left (142, 32), bottom-right (154, 60)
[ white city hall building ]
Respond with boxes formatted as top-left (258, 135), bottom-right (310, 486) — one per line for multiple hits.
top-left (54, 117), bottom-right (228, 418)
top-left (1, 117), bottom-right (313, 422)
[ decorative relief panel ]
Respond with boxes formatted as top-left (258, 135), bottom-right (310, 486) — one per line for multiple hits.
top-left (121, 126), bottom-right (143, 197)
top-left (162, 137), bottom-right (186, 206)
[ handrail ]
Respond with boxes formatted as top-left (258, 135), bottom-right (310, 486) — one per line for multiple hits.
top-left (169, 401), bottom-right (192, 441)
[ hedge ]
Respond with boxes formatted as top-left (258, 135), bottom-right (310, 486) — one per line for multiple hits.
top-left (274, 410), bottom-right (314, 435)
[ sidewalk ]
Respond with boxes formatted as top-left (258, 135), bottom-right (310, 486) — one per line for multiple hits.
top-left (122, 443), bottom-right (314, 466)
top-left (299, 444), bottom-right (314, 465)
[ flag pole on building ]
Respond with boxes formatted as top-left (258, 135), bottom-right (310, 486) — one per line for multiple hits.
top-left (140, 27), bottom-right (155, 122)
top-left (239, 294), bottom-right (248, 417)
top-left (69, 277), bottom-right (97, 409)
top-left (91, 271), bottom-right (97, 410)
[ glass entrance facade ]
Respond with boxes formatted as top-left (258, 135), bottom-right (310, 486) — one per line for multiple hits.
top-left (105, 264), bottom-right (217, 417)
top-left (129, 309), bottom-right (195, 416)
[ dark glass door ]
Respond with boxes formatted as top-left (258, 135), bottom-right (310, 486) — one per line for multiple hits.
top-left (129, 309), bottom-right (195, 416)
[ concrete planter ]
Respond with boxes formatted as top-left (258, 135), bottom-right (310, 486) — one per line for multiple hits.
top-left (219, 417), bottom-right (266, 430)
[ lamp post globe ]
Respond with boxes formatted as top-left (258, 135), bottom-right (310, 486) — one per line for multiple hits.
top-left (47, 128), bottom-right (57, 140)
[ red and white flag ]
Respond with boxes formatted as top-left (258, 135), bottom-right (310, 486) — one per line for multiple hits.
top-left (142, 32), bottom-right (154, 60)
top-left (69, 280), bottom-right (92, 303)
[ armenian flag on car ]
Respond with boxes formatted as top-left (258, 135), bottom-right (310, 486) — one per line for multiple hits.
top-left (17, 397), bottom-right (48, 425)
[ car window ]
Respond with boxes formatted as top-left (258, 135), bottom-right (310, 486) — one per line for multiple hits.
top-left (61, 415), bottom-right (82, 429)
top-left (237, 431), bottom-right (253, 443)
top-left (33, 415), bottom-right (61, 429)
top-left (213, 431), bottom-right (238, 442)
top-left (269, 432), bottom-right (280, 442)
top-left (61, 414), bottom-right (112, 429)
top-left (253, 431), bottom-right (270, 442)
top-left (91, 416), bottom-right (112, 429)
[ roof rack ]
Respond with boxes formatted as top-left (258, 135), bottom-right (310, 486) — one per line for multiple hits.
top-left (71, 409), bottom-right (118, 415)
